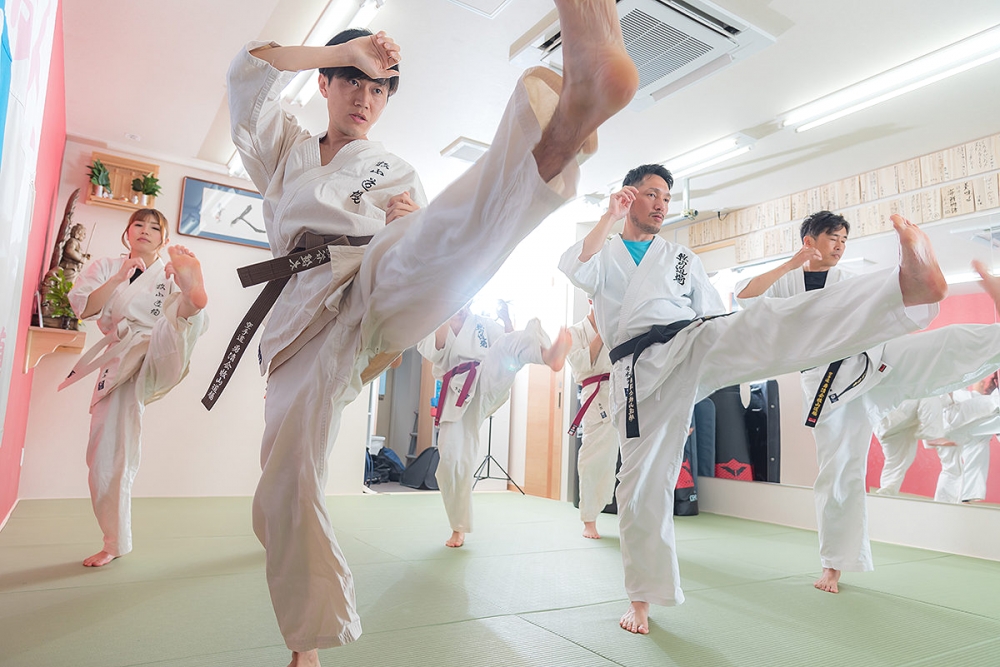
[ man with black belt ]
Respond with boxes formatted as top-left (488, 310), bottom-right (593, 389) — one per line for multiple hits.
top-left (417, 301), bottom-right (570, 548)
top-left (560, 164), bottom-right (948, 635)
top-left (737, 210), bottom-right (1000, 595)
top-left (566, 302), bottom-right (616, 539)
top-left (221, 4), bottom-right (641, 665)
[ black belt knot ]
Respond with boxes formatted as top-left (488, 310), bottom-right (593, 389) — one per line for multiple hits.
top-left (202, 232), bottom-right (373, 411)
top-left (609, 320), bottom-right (694, 439)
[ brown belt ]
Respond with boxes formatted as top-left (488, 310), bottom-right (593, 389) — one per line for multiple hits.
top-left (201, 233), bottom-right (372, 411)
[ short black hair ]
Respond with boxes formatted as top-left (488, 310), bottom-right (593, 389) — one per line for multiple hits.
top-left (319, 28), bottom-right (399, 97)
top-left (800, 210), bottom-right (849, 241)
top-left (623, 164), bottom-right (674, 190)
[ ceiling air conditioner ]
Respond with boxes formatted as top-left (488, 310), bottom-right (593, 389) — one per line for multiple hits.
top-left (510, 0), bottom-right (775, 111)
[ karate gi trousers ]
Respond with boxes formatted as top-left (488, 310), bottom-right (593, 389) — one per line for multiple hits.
top-left (812, 323), bottom-right (1000, 572)
top-left (252, 68), bottom-right (585, 652)
top-left (613, 268), bottom-right (934, 606)
top-left (87, 301), bottom-right (206, 556)
top-left (437, 320), bottom-right (548, 533)
top-left (878, 423), bottom-right (921, 495)
top-left (578, 418), bottom-right (618, 523)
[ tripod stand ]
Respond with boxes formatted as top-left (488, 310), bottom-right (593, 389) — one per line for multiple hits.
top-left (473, 414), bottom-right (524, 494)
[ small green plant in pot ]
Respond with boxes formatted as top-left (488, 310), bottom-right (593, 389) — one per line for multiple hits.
top-left (88, 159), bottom-right (112, 198)
top-left (131, 173), bottom-right (161, 205)
top-left (42, 268), bottom-right (80, 330)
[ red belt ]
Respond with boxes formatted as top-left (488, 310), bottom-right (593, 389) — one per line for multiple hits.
top-left (434, 361), bottom-right (480, 426)
top-left (567, 373), bottom-right (610, 436)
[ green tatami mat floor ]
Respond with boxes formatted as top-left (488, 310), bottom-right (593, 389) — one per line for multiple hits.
top-left (2, 492), bottom-right (999, 667)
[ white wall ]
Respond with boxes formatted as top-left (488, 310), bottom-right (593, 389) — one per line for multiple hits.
top-left (20, 138), bottom-right (370, 500)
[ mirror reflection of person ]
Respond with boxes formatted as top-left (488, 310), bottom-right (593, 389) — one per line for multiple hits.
top-left (59, 209), bottom-right (208, 568)
top-left (225, 4), bottom-right (639, 665)
top-left (566, 301), bottom-right (616, 539)
top-left (919, 375), bottom-right (998, 503)
top-left (417, 301), bottom-right (570, 548)
top-left (562, 166), bottom-right (946, 634)
top-left (737, 210), bottom-right (1000, 595)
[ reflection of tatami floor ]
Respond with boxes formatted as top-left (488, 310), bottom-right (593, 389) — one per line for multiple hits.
top-left (2, 493), bottom-right (1000, 666)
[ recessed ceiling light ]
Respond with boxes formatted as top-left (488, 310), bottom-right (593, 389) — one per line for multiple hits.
top-left (440, 136), bottom-right (490, 163)
top-left (124, 132), bottom-right (141, 142)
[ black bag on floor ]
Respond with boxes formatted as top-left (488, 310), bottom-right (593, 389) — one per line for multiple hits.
top-left (401, 447), bottom-right (440, 490)
top-left (710, 385), bottom-right (754, 480)
top-left (372, 448), bottom-right (405, 483)
top-left (674, 429), bottom-right (699, 516)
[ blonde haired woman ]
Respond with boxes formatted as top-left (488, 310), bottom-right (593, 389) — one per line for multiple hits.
top-left (62, 208), bottom-right (208, 567)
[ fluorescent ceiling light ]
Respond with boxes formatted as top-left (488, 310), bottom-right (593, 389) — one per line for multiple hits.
top-left (440, 136), bottom-right (490, 163)
top-left (785, 23), bottom-right (1000, 132)
top-left (666, 134), bottom-right (755, 179)
top-left (281, 0), bottom-right (387, 107)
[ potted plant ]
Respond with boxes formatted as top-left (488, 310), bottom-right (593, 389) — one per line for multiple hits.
top-left (88, 159), bottom-right (112, 198)
top-left (131, 172), bottom-right (161, 206)
top-left (42, 268), bottom-right (80, 330)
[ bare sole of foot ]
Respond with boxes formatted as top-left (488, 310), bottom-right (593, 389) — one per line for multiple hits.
top-left (582, 521), bottom-right (601, 539)
top-left (445, 531), bottom-right (465, 548)
top-left (533, 0), bottom-right (639, 181)
top-left (620, 601), bottom-right (650, 634)
top-left (165, 245), bottom-right (209, 315)
top-left (814, 567), bottom-right (841, 594)
top-left (542, 328), bottom-right (572, 372)
top-left (892, 214), bottom-right (947, 307)
top-left (83, 550), bottom-right (118, 567)
top-left (287, 649), bottom-right (320, 667)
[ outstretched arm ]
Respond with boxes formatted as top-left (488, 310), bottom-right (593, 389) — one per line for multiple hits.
top-left (578, 187), bottom-right (636, 262)
top-left (497, 300), bottom-right (514, 333)
top-left (250, 31), bottom-right (400, 79)
top-left (736, 245), bottom-right (821, 299)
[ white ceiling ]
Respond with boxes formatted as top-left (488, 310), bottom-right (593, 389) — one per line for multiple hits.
top-left (63, 0), bottom-right (1000, 217)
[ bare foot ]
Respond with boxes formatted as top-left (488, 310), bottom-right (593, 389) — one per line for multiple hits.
top-left (582, 520), bottom-right (601, 539)
top-left (814, 567), bottom-right (841, 593)
top-left (533, 0), bottom-right (639, 181)
top-left (288, 649), bottom-right (320, 667)
top-left (973, 259), bottom-right (1000, 316)
top-left (892, 214), bottom-right (947, 307)
top-left (83, 550), bottom-right (117, 567)
top-left (542, 327), bottom-right (572, 372)
top-left (620, 601), bottom-right (650, 634)
top-left (165, 245), bottom-right (209, 318)
top-left (445, 531), bottom-right (465, 548)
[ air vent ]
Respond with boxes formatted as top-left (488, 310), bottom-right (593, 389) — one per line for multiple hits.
top-left (510, 0), bottom-right (775, 110)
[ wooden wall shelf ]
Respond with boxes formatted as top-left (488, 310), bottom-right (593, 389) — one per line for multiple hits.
top-left (86, 151), bottom-right (159, 211)
top-left (25, 326), bottom-right (86, 372)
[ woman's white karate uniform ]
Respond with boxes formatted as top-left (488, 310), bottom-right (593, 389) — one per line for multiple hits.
top-left (561, 235), bottom-right (935, 607)
top-left (417, 315), bottom-right (548, 533)
top-left (566, 317), bottom-right (616, 522)
top-left (62, 257), bottom-right (207, 557)
top-left (229, 44), bottom-right (587, 651)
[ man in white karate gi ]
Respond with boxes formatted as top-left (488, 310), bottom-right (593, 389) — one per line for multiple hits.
top-left (737, 210), bottom-right (1000, 594)
top-left (560, 163), bottom-right (949, 635)
top-left (418, 301), bottom-right (570, 548)
top-left (905, 374), bottom-right (998, 503)
top-left (223, 2), bottom-right (640, 664)
top-left (566, 302), bottom-right (616, 538)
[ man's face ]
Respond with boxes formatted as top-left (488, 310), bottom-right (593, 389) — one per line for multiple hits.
top-left (319, 74), bottom-right (389, 141)
top-left (805, 228), bottom-right (847, 269)
top-left (975, 374), bottom-right (999, 394)
top-left (625, 174), bottom-right (671, 236)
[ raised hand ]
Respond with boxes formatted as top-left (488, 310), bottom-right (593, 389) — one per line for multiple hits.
top-left (386, 191), bottom-right (419, 223)
top-left (789, 244), bottom-right (822, 269)
top-left (607, 186), bottom-right (638, 221)
top-left (347, 31), bottom-right (401, 80)
top-left (115, 257), bottom-right (146, 284)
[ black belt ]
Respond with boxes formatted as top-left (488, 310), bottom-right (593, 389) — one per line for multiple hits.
top-left (609, 320), bottom-right (694, 439)
top-left (201, 232), bottom-right (373, 411)
top-left (804, 352), bottom-right (870, 427)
